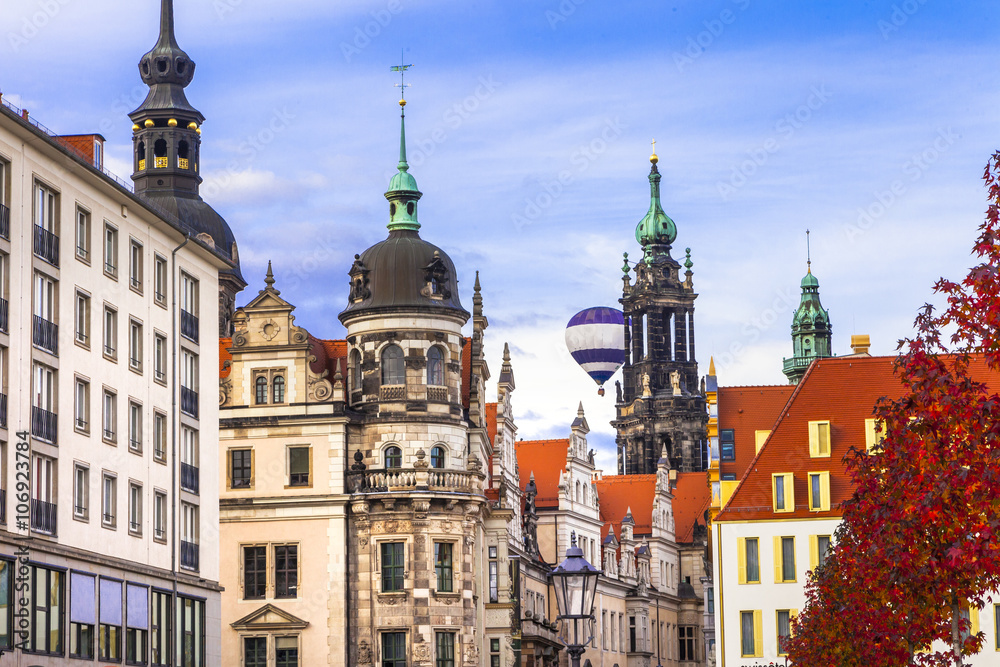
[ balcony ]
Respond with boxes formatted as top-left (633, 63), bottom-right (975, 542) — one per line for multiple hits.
top-left (0, 394), bottom-right (6, 428)
top-left (181, 463), bottom-right (199, 494)
top-left (32, 315), bottom-right (58, 355)
top-left (181, 540), bottom-right (199, 570)
top-left (31, 406), bottom-right (57, 443)
top-left (33, 224), bottom-right (59, 266)
top-left (0, 203), bottom-right (9, 239)
top-left (180, 386), bottom-right (198, 418)
top-left (180, 309), bottom-right (199, 342)
top-left (0, 298), bottom-right (7, 332)
top-left (31, 498), bottom-right (57, 535)
top-left (348, 467), bottom-right (479, 494)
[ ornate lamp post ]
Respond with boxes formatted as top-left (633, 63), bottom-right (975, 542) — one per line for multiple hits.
top-left (550, 531), bottom-right (601, 667)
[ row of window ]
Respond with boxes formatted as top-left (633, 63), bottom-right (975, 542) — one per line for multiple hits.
top-left (377, 631), bottom-right (457, 667)
top-left (0, 560), bottom-right (206, 665)
top-left (242, 635), bottom-right (299, 667)
top-left (720, 418), bottom-right (888, 464)
top-left (737, 535), bottom-right (831, 585)
top-left (228, 445), bottom-right (310, 490)
top-left (242, 544), bottom-right (298, 600)
top-left (349, 344), bottom-right (448, 390)
top-left (770, 471), bottom-right (831, 513)
top-left (74, 294), bottom-right (178, 379)
top-left (379, 540), bottom-right (457, 594)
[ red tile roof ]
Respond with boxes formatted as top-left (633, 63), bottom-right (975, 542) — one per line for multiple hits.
top-left (673, 471), bottom-right (712, 543)
top-left (718, 385), bottom-right (794, 480)
top-left (596, 475), bottom-right (656, 540)
top-left (219, 338), bottom-right (233, 378)
top-left (516, 438), bottom-right (570, 508)
top-left (715, 355), bottom-right (996, 523)
top-left (217, 337), bottom-right (347, 385)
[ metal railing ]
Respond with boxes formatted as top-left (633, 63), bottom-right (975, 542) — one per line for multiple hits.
top-left (31, 498), bottom-right (57, 534)
top-left (0, 203), bottom-right (8, 239)
top-left (180, 310), bottom-right (199, 341)
top-left (180, 387), bottom-right (198, 418)
top-left (33, 224), bottom-right (59, 266)
top-left (32, 315), bottom-right (58, 354)
top-left (31, 406), bottom-right (57, 443)
top-left (181, 540), bottom-right (199, 570)
top-left (181, 463), bottom-right (199, 494)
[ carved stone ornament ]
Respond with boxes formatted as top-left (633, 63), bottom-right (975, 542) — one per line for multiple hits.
top-left (413, 642), bottom-right (431, 662)
top-left (306, 354), bottom-right (333, 402)
top-left (412, 500), bottom-right (430, 519)
top-left (464, 644), bottom-right (479, 665)
top-left (358, 640), bottom-right (372, 665)
top-left (259, 318), bottom-right (281, 341)
top-left (233, 331), bottom-right (249, 347)
top-left (219, 377), bottom-right (232, 407)
top-left (358, 535), bottom-right (369, 548)
top-left (378, 593), bottom-right (404, 606)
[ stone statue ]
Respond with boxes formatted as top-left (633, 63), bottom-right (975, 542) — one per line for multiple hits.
top-left (641, 373), bottom-right (652, 397)
top-left (670, 370), bottom-right (682, 396)
top-left (588, 449), bottom-right (596, 465)
top-left (615, 380), bottom-right (622, 403)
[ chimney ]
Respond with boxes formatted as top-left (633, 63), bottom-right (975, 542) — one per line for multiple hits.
top-left (850, 334), bottom-right (871, 355)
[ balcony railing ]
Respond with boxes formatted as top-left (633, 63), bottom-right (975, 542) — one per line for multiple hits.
top-left (32, 315), bottom-right (58, 355)
top-left (181, 540), bottom-right (199, 570)
top-left (180, 310), bottom-right (199, 342)
top-left (181, 463), bottom-right (199, 494)
top-left (33, 224), bottom-right (59, 266)
top-left (180, 387), bottom-right (198, 418)
top-left (0, 298), bottom-right (7, 333)
top-left (31, 498), bottom-right (57, 535)
top-left (0, 393), bottom-right (6, 428)
top-left (347, 467), bottom-right (479, 494)
top-left (0, 203), bottom-right (9, 239)
top-left (31, 406), bottom-right (57, 443)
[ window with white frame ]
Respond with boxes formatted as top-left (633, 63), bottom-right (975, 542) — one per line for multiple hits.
top-left (129, 319), bottom-right (143, 371)
top-left (104, 306), bottom-right (117, 358)
top-left (153, 411), bottom-right (167, 462)
top-left (75, 377), bottom-right (89, 433)
top-left (153, 490), bottom-right (167, 542)
top-left (129, 482), bottom-right (142, 535)
top-left (76, 206), bottom-right (90, 261)
top-left (104, 222), bottom-right (118, 278)
top-left (128, 401), bottom-right (142, 453)
top-left (102, 389), bottom-right (117, 443)
top-left (102, 472), bottom-right (117, 528)
top-left (154, 333), bottom-right (167, 384)
top-left (74, 464), bottom-right (89, 520)
top-left (129, 239), bottom-right (143, 292)
top-left (75, 290), bottom-right (90, 346)
top-left (153, 254), bottom-right (167, 305)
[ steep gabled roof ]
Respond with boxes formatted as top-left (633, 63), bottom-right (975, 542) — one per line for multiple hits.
top-left (718, 384), bottom-right (794, 480)
top-left (673, 471), bottom-right (712, 544)
top-left (516, 438), bottom-right (570, 508)
top-left (596, 475), bottom-right (656, 539)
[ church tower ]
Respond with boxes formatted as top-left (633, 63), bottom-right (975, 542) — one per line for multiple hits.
top-left (612, 148), bottom-right (708, 474)
top-left (130, 0), bottom-right (245, 335)
top-left (782, 235), bottom-right (832, 383)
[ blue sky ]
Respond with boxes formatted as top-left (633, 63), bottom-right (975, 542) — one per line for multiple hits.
top-left (3, 0), bottom-right (999, 472)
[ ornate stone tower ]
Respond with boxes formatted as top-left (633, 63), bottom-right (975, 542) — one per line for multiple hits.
top-left (782, 239), bottom-right (832, 383)
top-left (339, 87), bottom-right (489, 667)
top-left (611, 149), bottom-right (708, 474)
top-left (129, 0), bottom-right (245, 335)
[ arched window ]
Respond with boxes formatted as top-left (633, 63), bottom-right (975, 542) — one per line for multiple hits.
top-left (137, 141), bottom-right (146, 170)
top-left (272, 376), bottom-right (285, 403)
top-left (576, 481), bottom-right (581, 503)
top-left (255, 376), bottom-right (268, 404)
top-left (430, 445), bottom-right (446, 469)
top-left (381, 345), bottom-right (405, 385)
top-left (583, 484), bottom-right (589, 506)
top-left (153, 139), bottom-right (167, 158)
top-left (350, 349), bottom-right (362, 391)
top-left (385, 446), bottom-right (402, 469)
top-left (426, 346), bottom-right (444, 386)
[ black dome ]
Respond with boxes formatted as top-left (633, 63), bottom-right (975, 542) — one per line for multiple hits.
top-left (339, 230), bottom-right (468, 323)
top-left (144, 192), bottom-right (243, 282)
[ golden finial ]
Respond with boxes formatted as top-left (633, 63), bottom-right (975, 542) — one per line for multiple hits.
top-left (399, 99), bottom-right (407, 107)
top-left (650, 138), bottom-right (658, 165)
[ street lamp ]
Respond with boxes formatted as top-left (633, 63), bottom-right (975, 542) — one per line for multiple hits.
top-left (550, 531), bottom-right (601, 667)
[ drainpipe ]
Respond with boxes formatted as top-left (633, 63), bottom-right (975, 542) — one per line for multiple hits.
top-left (170, 234), bottom-right (190, 648)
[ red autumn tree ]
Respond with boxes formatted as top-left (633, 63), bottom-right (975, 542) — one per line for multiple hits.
top-left (788, 151), bottom-right (1000, 666)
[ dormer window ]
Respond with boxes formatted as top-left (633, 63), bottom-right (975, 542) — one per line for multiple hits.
top-left (422, 252), bottom-right (451, 300)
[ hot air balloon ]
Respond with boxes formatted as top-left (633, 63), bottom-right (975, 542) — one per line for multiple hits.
top-left (565, 307), bottom-right (626, 396)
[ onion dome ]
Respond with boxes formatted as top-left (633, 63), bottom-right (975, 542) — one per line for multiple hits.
top-left (635, 152), bottom-right (677, 258)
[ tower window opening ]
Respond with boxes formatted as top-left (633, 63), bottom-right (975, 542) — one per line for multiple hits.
top-left (153, 139), bottom-right (168, 169)
top-left (142, 62), bottom-right (150, 76)
top-left (176, 60), bottom-right (186, 75)
top-left (406, 202), bottom-right (414, 216)
top-left (390, 203), bottom-right (396, 217)
top-left (137, 141), bottom-right (146, 171)
top-left (156, 58), bottom-right (167, 74)
top-left (178, 140), bottom-right (190, 169)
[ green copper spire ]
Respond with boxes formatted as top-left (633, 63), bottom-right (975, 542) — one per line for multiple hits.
top-left (634, 146), bottom-right (677, 260)
top-left (385, 61), bottom-right (421, 232)
top-left (782, 230), bottom-right (833, 383)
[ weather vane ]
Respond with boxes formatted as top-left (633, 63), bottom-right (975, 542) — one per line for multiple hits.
top-left (390, 50), bottom-right (412, 103)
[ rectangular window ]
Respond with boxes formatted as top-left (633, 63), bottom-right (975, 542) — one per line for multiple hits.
top-left (435, 632), bottom-right (455, 667)
top-left (125, 583), bottom-right (148, 665)
top-left (275, 636), bottom-right (298, 667)
top-left (490, 637), bottom-right (501, 667)
top-left (33, 182), bottom-right (59, 265)
top-left (129, 319), bottom-right (143, 371)
top-left (74, 464), bottom-right (89, 520)
top-left (243, 546), bottom-right (266, 600)
top-left (33, 272), bottom-right (57, 354)
top-left (154, 333), bottom-right (167, 384)
top-left (69, 572), bottom-right (95, 659)
top-left (381, 542), bottom-right (405, 592)
top-left (434, 542), bottom-right (453, 593)
top-left (810, 534), bottom-right (832, 571)
top-left (103, 473), bottom-right (117, 528)
top-left (154, 491), bottom-right (167, 543)
top-left (153, 255), bottom-right (167, 306)
top-left (129, 482), bottom-right (143, 535)
top-left (808, 471), bottom-right (831, 511)
top-left (153, 412), bottom-right (167, 463)
top-left (181, 503), bottom-right (199, 571)
top-left (774, 536), bottom-right (795, 583)
top-left (629, 615), bottom-right (636, 652)
top-left (31, 454), bottom-right (57, 534)
top-left (679, 625), bottom-right (696, 661)
top-left (104, 222), bottom-right (118, 278)
top-left (230, 449), bottom-right (253, 488)
top-left (738, 537), bottom-right (760, 584)
top-left (30, 565), bottom-right (64, 655)
top-left (177, 595), bottom-right (205, 667)
top-left (754, 429), bottom-right (770, 454)
top-left (150, 590), bottom-right (171, 667)
top-left (75, 377), bottom-right (90, 433)
top-left (181, 426), bottom-right (199, 493)
top-left (103, 389), bottom-right (117, 443)
top-left (181, 350), bottom-right (198, 417)
top-left (244, 637), bottom-right (267, 667)
top-left (288, 446), bottom-right (309, 487)
top-left (104, 306), bottom-right (118, 358)
top-left (720, 428), bottom-right (735, 461)
top-left (808, 420), bottom-right (831, 457)
top-left (275, 545), bottom-right (298, 599)
top-left (772, 473), bottom-right (794, 512)
top-left (180, 272), bottom-right (199, 342)
top-left (601, 611), bottom-right (608, 650)
top-left (740, 610), bottom-right (761, 658)
top-left (382, 633), bottom-right (406, 667)
top-left (995, 604), bottom-right (1000, 650)
top-left (865, 418), bottom-right (884, 453)
top-left (488, 546), bottom-right (498, 603)
top-left (777, 610), bottom-right (792, 655)
top-left (76, 206), bottom-right (91, 261)
top-left (129, 401), bottom-right (142, 453)
top-left (129, 239), bottom-right (143, 292)
top-left (76, 290), bottom-right (90, 346)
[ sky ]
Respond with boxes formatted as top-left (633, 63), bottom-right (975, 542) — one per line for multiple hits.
top-left (3, 0), bottom-right (999, 473)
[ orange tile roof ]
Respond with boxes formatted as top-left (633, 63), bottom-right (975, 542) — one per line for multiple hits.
top-left (596, 474), bottom-right (656, 539)
top-left (718, 385), bottom-right (793, 480)
top-left (716, 355), bottom-right (997, 523)
top-left (673, 471), bottom-right (712, 543)
top-left (219, 338), bottom-right (233, 378)
top-left (319, 339), bottom-right (347, 380)
top-left (516, 438), bottom-right (570, 508)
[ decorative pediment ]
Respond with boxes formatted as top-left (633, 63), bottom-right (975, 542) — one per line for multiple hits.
top-left (230, 604), bottom-right (310, 632)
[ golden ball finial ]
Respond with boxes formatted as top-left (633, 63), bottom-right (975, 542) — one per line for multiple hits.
top-left (132, 124), bottom-right (141, 132)
top-left (650, 153), bottom-right (659, 165)
top-left (144, 119), bottom-right (154, 128)
top-left (167, 118), bottom-right (178, 127)
top-left (188, 122), bottom-right (198, 130)
top-left (399, 98), bottom-right (407, 107)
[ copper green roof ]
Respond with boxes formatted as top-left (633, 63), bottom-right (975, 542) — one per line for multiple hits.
top-left (635, 161), bottom-right (677, 258)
